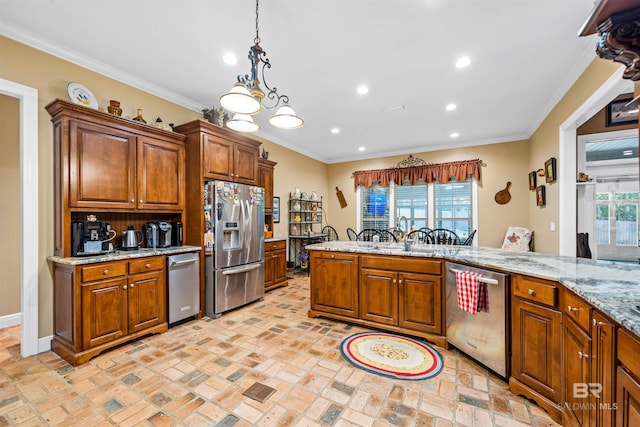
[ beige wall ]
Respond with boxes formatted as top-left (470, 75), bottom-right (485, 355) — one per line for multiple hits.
top-left (0, 95), bottom-right (21, 317)
top-left (528, 58), bottom-right (622, 254)
top-left (327, 140), bottom-right (530, 247)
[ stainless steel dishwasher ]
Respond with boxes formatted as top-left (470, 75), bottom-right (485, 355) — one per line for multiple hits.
top-left (445, 262), bottom-right (510, 378)
top-left (167, 252), bottom-right (200, 326)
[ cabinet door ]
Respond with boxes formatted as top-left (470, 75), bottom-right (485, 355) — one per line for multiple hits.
top-left (592, 311), bottom-right (615, 427)
top-left (511, 297), bottom-right (562, 403)
top-left (203, 134), bottom-right (233, 181)
top-left (399, 272), bottom-right (441, 334)
top-left (137, 136), bottom-right (184, 210)
top-left (360, 268), bottom-right (398, 326)
top-left (81, 278), bottom-right (128, 349)
top-left (69, 120), bottom-right (136, 209)
top-left (273, 249), bottom-right (288, 285)
top-left (310, 252), bottom-right (359, 318)
top-left (128, 270), bottom-right (166, 334)
top-left (563, 316), bottom-right (592, 426)
top-left (234, 143), bottom-right (259, 184)
top-left (264, 249), bottom-right (275, 290)
top-left (259, 162), bottom-right (274, 212)
top-left (616, 367), bottom-right (640, 427)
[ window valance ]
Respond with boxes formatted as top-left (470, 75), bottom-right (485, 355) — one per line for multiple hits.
top-left (353, 158), bottom-right (481, 189)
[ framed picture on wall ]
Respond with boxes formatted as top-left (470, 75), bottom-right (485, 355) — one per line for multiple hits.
top-left (273, 197), bottom-right (280, 223)
top-left (606, 98), bottom-right (639, 127)
top-left (545, 157), bottom-right (557, 183)
top-left (528, 171), bottom-right (537, 190)
top-left (536, 185), bottom-right (546, 207)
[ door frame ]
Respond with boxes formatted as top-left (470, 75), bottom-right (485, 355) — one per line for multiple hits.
top-left (0, 78), bottom-right (39, 357)
top-left (559, 68), bottom-right (633, 256)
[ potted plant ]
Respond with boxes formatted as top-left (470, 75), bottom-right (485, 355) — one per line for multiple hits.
top-left (297, 251), bottom-right (310, 269)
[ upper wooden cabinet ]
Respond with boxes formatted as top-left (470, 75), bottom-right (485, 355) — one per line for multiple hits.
top-left (46, 99), bottom-right (186, 257)
top-left (175, 120), bottom-right (261, 185)
top-left (259, 158), bottom-right (276, 213)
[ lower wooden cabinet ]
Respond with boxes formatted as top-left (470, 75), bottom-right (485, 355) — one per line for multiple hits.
top-left (53, 256), bottom-right (167, 365)
top-left (591, 311), bottom-right (615, 427)
top-left (562, 314), bottom-right (592, 426)
top-left (616, 329), bottom-right (640, 427)
top-left (264, 240), bottom-right (288, 292)
top-left (309, 251), bottom-right (359, 318)
top-left (510, 274), bottom-right (562, 423)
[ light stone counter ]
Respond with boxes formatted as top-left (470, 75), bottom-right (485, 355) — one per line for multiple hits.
top-left (48, 245), bottom-right (201, 265)
top-left (305, 241), bottom-right (640, 338)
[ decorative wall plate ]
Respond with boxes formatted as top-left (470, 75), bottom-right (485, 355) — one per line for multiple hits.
top-left (67, 82), bottom-right (98, 109)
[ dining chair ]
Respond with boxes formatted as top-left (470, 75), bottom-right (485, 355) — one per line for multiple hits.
top-left (356, 228), bottom-right (380, 241)
top-left (407, 229), bottom-right (430, 243)
top-left (376, 229), bottom-right (398, 242)
top-left (429, 228), bottom-right (460, 245)
top-left (322, 225), bottom-right (339, 241)
top-left (346, 227), bottom-right (358, 241)
top-left (462, 229), bottom-right (477, 246)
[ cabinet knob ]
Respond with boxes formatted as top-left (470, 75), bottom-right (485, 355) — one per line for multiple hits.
top-left (331, 254), bottom-right (334, 258)
top-left (123, 285), bottom-right (127, 290)
top-left (527, 289), bottom-right (535, 295)
top-left (567, 305), bottom-right (578, 313)
top-left (592, 319), bottom-right (604, 326)
top-left (146, 263), bottom-right (151, 268)
top-left (131, 199), bottom-right (135, 203)
top-left (103, 269), bottom-right (109, 275)
top-left (139, 199), bottom-right (143, 203)
top-left (393, 279), bottom-right (397, 284)
top-left (578, 351), bottom-right (589, 359)
top-left (398, 279), bottom-right (403, 284)
top-left (130, 284), bottom-right (134, 288)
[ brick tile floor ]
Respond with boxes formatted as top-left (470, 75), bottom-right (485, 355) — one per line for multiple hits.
top-left (0, 274), bottom-right (560, 426)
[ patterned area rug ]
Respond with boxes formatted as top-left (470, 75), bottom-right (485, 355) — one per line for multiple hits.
top-left (339, 332), bottom-right (444, 380)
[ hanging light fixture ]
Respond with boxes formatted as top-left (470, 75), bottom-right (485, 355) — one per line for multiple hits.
top-left (219, 0), bottom-right (303, 131)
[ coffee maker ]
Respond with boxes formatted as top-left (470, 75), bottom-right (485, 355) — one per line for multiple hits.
top-left (157, 222), bottom-right (172, 248)
top-left (71, 220), bottom-right (116, 256)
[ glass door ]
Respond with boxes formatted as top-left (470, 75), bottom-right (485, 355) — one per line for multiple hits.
top-left (595, 180), bottom-right (640, 262)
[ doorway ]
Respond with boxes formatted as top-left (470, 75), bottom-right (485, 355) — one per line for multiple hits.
top-left (0, 78), bottom-right (39, 357)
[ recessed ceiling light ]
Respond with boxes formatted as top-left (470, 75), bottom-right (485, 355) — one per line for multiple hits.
top-left (222, 53), bottom-right (237, 65)
top-left (358, 146), bottom-right (366, 151)
top-left (331, 128), bottom-right (340, 134)
top-left (445, 103), bottom-right (457, 111)
top-left (357, 85), bottom-right (369, 95)
top-left (455, 56), bottom-right (471, 68)
top-left (623, 150), bottom-right (633, 156)
top-left (450, 132), bottom-right (460, 138)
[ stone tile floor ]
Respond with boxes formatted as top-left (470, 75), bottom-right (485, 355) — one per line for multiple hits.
top-left (0, 274), bottom-right (560, 426)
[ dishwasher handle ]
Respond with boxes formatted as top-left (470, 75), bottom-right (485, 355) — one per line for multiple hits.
top-left (449, 268), bottom-right (500, 285)
top-left (169, 257), bottom-right (198, 268)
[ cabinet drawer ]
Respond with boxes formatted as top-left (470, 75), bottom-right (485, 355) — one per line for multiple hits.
top-left (265, 240), bottom-right (286, 252)
top-left (129, 256), bottom-right (164, 274)
top-left (361, 255), bottom-right (441, 275)
top-left (81, 262), bottom-right (127, 282)
top-left (513, 275), bottom-right (557, 307)
top-left (618, 329), bottom-right (640, 375)
top-left (562, 290), bottom-right (591, 332)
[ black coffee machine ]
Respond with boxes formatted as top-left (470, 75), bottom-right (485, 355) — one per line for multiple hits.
top-left (72, 220), bottom-right (113, 256)
top-left (144, 222), bottom-right (172, 248)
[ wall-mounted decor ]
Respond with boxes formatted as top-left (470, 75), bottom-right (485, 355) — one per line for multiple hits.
top-left (273, 197), bottom-right (280, 223)
top-left (536, 185), bottom-right (546, 207)
top-left (528, 171), bottom-right (537, 190)
top-left (545, 157), bottom-right (557, 183)
top-left (494, 181), bottom-right (512, 205)
top-left (606, 98), bottom-right (639, 127)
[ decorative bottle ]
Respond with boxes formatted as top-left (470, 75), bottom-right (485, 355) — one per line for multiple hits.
top-left (132, 108), bottom-right (146, 123)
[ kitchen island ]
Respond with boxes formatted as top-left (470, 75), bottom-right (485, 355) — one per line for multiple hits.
top-left (305, 241), bottom-right (640, 425)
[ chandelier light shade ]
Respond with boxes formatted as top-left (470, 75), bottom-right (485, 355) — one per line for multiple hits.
top-left (226, 114), bottom-right (260, 133)
top-left (220, 83), bottom-right (262, 115)
top-left (219, 0), bottom-right (303, 132)
top-left (269, 104), bottom-right (304, 129)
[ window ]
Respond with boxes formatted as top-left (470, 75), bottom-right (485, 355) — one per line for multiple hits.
top-left (357, 179), bottom-right (477, 242)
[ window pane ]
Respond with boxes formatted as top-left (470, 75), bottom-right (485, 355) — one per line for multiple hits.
top-left (616, 203), bottom-right (638, 245)
top-left (361, 186), bottom-right (389, 230)
top-left (434, 182), bottom-right (472, 239)
top-left (596, 203), bottom-right (609, 244)
top-left (395, 184), bottom-right (427, 232)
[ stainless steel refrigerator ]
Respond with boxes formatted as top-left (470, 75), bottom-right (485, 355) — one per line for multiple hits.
top-left (204, 180), bottom-right (265, 318)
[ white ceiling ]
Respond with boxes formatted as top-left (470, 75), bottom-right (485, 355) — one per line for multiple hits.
top-left (1, 0), bottom-right (609, 163)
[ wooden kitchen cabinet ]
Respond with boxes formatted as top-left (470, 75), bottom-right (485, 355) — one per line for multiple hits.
top-left (309, 251), bottom-right (359, 319)
top-left (591, 310), bottom-right (615, 427)
top-left (264, 239), bottom-right (288, 292)
top-left (200, 128), bottom-right (259, 184)
top-left (510, 274), bottom-right (562, 423)
top-left (258, 158), bottom-right (276, 234)
top-left (562, 312), bottom-right (592, 426)
top-left (46, 99), bottom-right (186, 257)
top-left (616, 329), bottom-right (640, 427)
top-left (53, 256), bottom-right (167, 366)
top-left (360, 255), bottom-right (442, 335)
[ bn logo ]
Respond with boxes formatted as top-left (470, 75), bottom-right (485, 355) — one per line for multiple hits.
top-left (574, 383), bottom-right (602, 398)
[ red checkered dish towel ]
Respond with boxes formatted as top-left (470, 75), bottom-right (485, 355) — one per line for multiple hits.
top-left (455, 271), bottom-right (489, 314)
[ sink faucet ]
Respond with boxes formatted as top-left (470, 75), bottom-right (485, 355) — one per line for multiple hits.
top-left (398, 216), bottom-right (412, 251)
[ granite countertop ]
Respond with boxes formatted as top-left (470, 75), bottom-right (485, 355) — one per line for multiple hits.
top-left (305, 241), bottom-right (640, 338)
top-left (48, 245), bottom-right (201, 265)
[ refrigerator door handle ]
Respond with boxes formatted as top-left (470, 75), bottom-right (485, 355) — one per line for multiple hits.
top-left (222, 263), bottom-right (262, 275)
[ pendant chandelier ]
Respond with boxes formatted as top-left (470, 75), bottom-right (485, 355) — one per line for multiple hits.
top-left (220, 0), bottom-right (304, 132)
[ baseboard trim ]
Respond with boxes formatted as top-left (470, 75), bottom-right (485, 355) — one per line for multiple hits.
top-left (0, 313), bottom-right (21, 329)
top-left (38, 335), bottom-right (53, 354)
